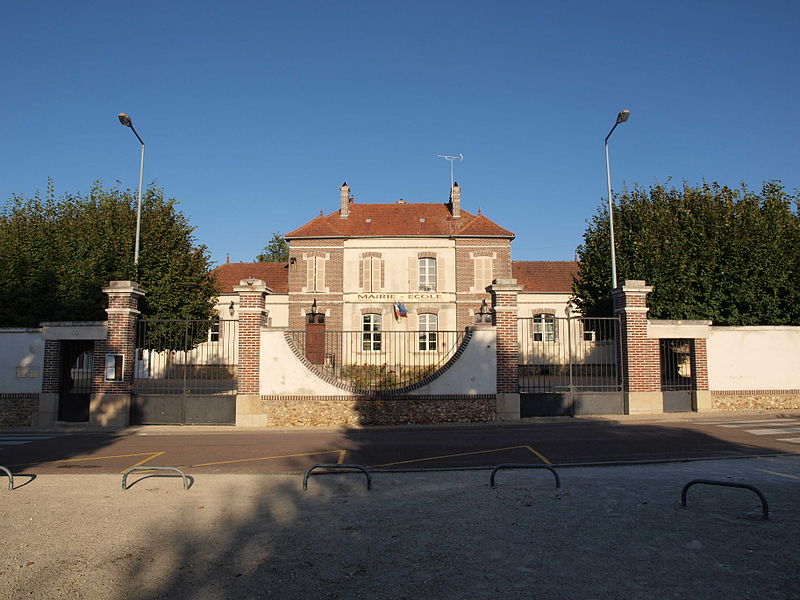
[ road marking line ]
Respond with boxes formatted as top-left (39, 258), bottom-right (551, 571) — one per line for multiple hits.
top-left (337, 450), bottom-right (347, 464)
top-left (756, 469), bottom-right (800, 480)
top-left (373, 444), bottom-right (551, 468)
top-left (743, 428), bottom-right (800, 435)
top-left (10, 452), bottom-right (170, 467)
top-left (523, 445), bottom-right (552, 464)
top-left (191, 450), bottom-right (346, 468)
top-left (718, 421), bottom-right (800, 428)
top-left (121, 452), bottom-right (166, 474)
top-left (776, 437), bottom-right (800, 444)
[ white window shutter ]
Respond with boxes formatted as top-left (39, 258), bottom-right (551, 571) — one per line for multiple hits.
top-left (408, 257), bottom-right (418, 291)
top-left (306, 258), bottom-right (315, 291)
top-left (436, 256), bottom-right (444, 291)
top-left (372, 258), bottom-right (381, 291)
top-left (315, 257), bottom-right (326, 291)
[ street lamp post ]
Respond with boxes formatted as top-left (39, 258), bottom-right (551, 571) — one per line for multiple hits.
top-left (604, 109), bottom-right (630, 290)
top-left (117, 113), bottom-right (145, 274)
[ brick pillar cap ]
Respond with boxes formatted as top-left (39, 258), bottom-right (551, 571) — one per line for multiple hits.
top-left (613, 280), bottom-right (653, 294)
top-left (488, 279), bottom-right (524, 292)
top-left (102, 280), bottom-right (145, 296)
top-left (233, 278), bottom-right (271, 293)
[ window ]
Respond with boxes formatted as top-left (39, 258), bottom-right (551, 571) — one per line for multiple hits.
top-left (418, 313), bottom-right (438, 351)
top-left (209, 319), bottom-right (220, 342)
top-left (361, 256), bottom-right (382, 292)
top-left (306, 256), bottom-right (326, 292)
top-left (474, 256), bottom-right (493, 290)
top-left (533, 313), bottom-right (556, 342)
top-left (418, 257), bottom-right (436, 291)
top-left (362, 314), bottom-right (382, 351)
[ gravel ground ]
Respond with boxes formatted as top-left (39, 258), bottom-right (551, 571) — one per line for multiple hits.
top-left (1, 456), bottom-right (799, 600)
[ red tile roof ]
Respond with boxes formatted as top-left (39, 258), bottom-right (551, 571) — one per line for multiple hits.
top-left (285, 202), bottom-right (514, 239)
top-left (214, 262), bottom-right (289, 294)
top-left (214, 260), bottom-right (577, 294)
top-left (512, 261), bottom-right (578, 293)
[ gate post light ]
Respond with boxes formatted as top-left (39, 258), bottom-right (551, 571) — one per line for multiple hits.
top-left (118, 113), bottom-right (145, 274)
top-left (604, 109), bottom-right (630, 290)
top-left (476, 298), bottom-right (492, 324)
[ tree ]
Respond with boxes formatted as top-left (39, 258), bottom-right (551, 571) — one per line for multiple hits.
top-left (0, 180), bottom-right (219, 327)
top-left (573, 181), bottom-right (800, 325)
top-left (256, 232), bottom-right (289, 262)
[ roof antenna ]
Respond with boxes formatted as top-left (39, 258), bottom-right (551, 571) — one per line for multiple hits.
top-left (436, 153), bottom-right (463, 189)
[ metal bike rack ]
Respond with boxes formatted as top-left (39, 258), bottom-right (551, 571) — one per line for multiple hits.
top-left (681, 479), bottom-right (769, 521)
top-left (303, 464), bottom-right (372, 491)
top-left (0, 466), bottom-right (13, 490)
top-left (490, 464), bottom-right (561, 489)
top-left (122, 466), bottom-right (190, 491)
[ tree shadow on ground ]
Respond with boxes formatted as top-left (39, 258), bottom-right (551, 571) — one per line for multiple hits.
top-left (6, 421), bottom-right (800, 600)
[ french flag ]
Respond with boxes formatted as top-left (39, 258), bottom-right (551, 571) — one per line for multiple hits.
top-left (394, 302), bottom-right (408, 319)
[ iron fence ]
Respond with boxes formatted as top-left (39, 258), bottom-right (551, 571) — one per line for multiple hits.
top-left (133, 319), bottom-right (238, 395)
top-left (285, 329), bottom-right (466, 391)
top-left (518, 316), bottom-right (621, 392)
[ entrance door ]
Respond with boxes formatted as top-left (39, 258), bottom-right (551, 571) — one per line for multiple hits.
top-left (305, 311), bottom-right (326, 365)
top-left (58, 341), bottom-right (94, 422)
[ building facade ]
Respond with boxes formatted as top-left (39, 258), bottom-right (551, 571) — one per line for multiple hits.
top-left (213, 182), bottom-right (578, 330)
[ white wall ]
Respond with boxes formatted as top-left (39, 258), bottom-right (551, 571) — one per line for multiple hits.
top-left (260, 326), bottom-right (496, 396)
top-left (708, 326), bottom-right (800, 391)
top-left (0, 329), bottom-right (44, 394)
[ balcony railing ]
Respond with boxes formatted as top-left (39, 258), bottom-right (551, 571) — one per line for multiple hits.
top-left (285, 329), bottom-right (467, 391)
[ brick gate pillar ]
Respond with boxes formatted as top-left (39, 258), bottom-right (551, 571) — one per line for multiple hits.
top-left (39, 339), bottom-right (62, 426)
top-left (489, 279), bottom-right (524, 421)
top-left (691, 338), bottom-right (711, 411)
top-left (91, 281), bottom-right (145, 427)
top-left (235, 278), bottom-right (270, 426)
top-left (611, 280), bottom-right (662, 414)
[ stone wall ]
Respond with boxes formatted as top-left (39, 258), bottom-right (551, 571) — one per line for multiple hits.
top-left (712, 392), bottom-right (800, 411)
top-left (260, 394), bottom-right (495, 426)
top-left (0, 394), bottom-right (39, 427)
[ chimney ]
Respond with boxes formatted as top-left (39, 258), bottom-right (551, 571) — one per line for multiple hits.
top-left (340, 182), bottom-right (351, 219)
top-left (450, 181), bottom-right (461, 218)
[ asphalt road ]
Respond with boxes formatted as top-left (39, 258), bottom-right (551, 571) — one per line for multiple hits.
top-left (2, 413), bottom-right (799, 475)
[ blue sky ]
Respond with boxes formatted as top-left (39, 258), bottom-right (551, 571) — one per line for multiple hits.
top-left (2, 1), bottom-right (798, 266)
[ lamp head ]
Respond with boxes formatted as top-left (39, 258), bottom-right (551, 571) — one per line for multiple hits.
top-left (118, 113), bottom-right (132, 127)
top-left (617, 110), bottom-right (630, 124)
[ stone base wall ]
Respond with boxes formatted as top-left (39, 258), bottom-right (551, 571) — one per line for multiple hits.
top-left (261, 395), bottom-right (496, 427)
top-left (712, 391), bottom-right (800, 411)
top-left (0, 394), bottom-right (39, 427)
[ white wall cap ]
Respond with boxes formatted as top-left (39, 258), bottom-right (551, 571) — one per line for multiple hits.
top-left (648, 320), bottom-right (711, 339)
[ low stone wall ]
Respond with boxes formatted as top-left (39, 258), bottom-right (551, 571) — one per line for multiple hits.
top-left (0, 393), bottom-right (40, 427)
top-left (261, 395), bottom-right (496, 426)
top-left (712, 391), bottom-right (800, 411)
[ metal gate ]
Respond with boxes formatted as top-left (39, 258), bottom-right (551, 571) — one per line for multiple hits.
top-left (660, 338), bottom-right (694, 412)
top-left (131, 319), bottom-right (238, 425)
top-left (518, 316), bottom-right (622, 416)
top-left (58, 341), bottom-right (93, 422)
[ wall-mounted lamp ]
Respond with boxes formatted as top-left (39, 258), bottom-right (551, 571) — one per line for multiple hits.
top-left (289, 257), bottom-right (297, 265)
top-left (307, 298), bottom-right (325, 324)
top-left (228, 301), bottom-right (235, 317)
top-left (476, 298), bottom-right (492, 324)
